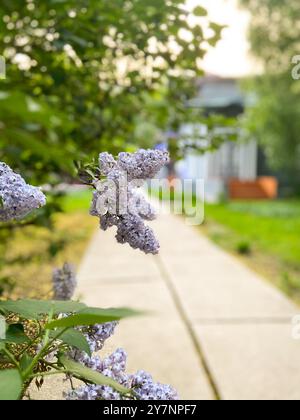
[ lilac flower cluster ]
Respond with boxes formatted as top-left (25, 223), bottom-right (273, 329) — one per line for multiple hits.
top-left (66, 384), bottom-right (120, 401)
top-left (66, 347), bottom-right (179, 401)
top-left (90, 149), bottom-right (169, 255)
top-left (66, 348), bottom-right (128, 401)
top-left (118, 149), bottom-right (169, 181)
top-left (132, 370), bottom-right (179, 400)
top-left (0, 162), bottom-right (46, 222)
top-left (66, 311), bottom-right (179, 400)
top-left (52, 263), bottom-right (77, 301)
top-left (76, 322), bottom-right (119, 358)
top-left (115, 214), bottom-right (160, 255)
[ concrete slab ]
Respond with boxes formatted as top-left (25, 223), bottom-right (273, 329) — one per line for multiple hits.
top-left (195, 323), bottom-right (300, 400)
top-left (158, 255), bottom-right (297, 320)
top-left (153, 216), bottom-right (298, 320)
top-left (78, 230), bottom-right (162, 282)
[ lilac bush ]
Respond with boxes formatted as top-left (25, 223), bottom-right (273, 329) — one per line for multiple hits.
top-left (64, 266), bottom-right (179, 401)
top-left (0, 153), bottom-right (179, 401)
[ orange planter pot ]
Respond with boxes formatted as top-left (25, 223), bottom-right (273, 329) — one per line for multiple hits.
top-left (229, 177), bottom-right (278, 200)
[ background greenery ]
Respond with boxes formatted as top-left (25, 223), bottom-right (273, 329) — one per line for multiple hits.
top-left (0, 0), bottom-right (223, 178)
top-left (239, 0), bottom-right (300, 193)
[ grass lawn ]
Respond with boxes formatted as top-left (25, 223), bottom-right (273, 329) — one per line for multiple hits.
top-left (2, 189), bottom-right (96, 299)
top-left (202, 200), bottom-right (300, 303)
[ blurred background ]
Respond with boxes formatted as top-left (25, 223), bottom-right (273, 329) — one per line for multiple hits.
top-left (0, 0), bottom-right (300, 400)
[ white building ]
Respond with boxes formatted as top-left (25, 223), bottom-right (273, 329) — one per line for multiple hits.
top-left (175, 76), bottom-right (259, 202)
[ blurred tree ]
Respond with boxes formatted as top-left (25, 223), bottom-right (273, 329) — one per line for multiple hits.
top-left (240, 0), bottom-right (300, 71)
top-left (0, 0), bottom-right (224, 178)
top-left (0, 0), bottom-right (225, 294)
top-left (240, 0), bottom-right (300, 187)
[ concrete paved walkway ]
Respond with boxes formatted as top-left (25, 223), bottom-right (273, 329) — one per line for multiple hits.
top-left (76, 213), bottom-right (300, 401)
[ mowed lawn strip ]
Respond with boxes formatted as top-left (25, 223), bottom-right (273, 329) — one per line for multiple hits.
top-left (202, 200), bottom-right (300, 303)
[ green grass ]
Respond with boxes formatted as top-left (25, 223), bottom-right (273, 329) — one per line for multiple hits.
top-left (205, 200), bottom-right (300, 268)
top-left (202, 200), bottom-right (300, 302)
top-left (62, 189), bottom-right (92, 213)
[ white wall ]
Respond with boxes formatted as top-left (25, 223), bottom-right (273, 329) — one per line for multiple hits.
top-left (176, 124), bottom-right (258, 202)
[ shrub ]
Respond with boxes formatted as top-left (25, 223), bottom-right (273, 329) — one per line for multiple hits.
top-left (0, 150), bottom-right (179, 401)
top-left (236, 241), bottom-right (252, 255)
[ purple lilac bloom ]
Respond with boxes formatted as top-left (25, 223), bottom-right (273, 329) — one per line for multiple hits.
top-left (90, 149), bottom-right (169, 254)
top-left (131, 371), bottom-right (179, 400)
top-left (66, 385), bottom-right (121, 401)
top-left (0, 162), bottom-right (46, 222)
top-left (115, 214), bottom-right (160, 255)
top-left (117, 149), bottom-right (169, 181)
top-left (70, 322), bottom-right (119, 366)
top-left (99, 152), bottom-right (117, 176)
top-left (66, 348), bottom-right (179, 401)
top-left (68, 322), bottom-right (179, 401)
top-left (128, 192), bottom-right (157, 221)
top-left (52, 263), bottom-right (77, 301)
top-left (83, 322), bottom-right (119, 353)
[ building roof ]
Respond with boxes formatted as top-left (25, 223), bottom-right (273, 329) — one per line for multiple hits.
top-left (188, 75), bottom-right (252, 110)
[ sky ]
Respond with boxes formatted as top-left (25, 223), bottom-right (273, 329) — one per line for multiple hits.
top-left (186, 0), bottom-right (259, 77)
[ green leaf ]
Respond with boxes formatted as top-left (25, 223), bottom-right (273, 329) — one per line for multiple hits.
top-left (0, 370), bottom-right (23, 401)
top-left (0, 300), bottom-right (87, 319)
top-left (193, 6), bottom-right (208, 17)
top-left (20, 353), bottom-right (33, 372)
top-left (60, 356), bottom-right (129, 395)
top-left (210, 22), bottom-right (227, 34)
top-left (50, 328), bottom-right (91, 356)
top-left (45, 307), bottom-right (139, 330)
top-left (0, 324), bottom-right (30, 345)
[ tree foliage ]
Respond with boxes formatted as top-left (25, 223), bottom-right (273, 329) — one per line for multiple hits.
top-left (240, 0), bottom-right (300, 71)
top-left (0, 0), bottom-right (223, 180)
top-left (240, 0), bottom-right (300, 185)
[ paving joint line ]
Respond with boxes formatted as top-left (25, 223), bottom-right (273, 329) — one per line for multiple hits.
top-left (193, 317), bottom-right (293, 326)
top-left (155, 254), bottom-right (222, 401)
